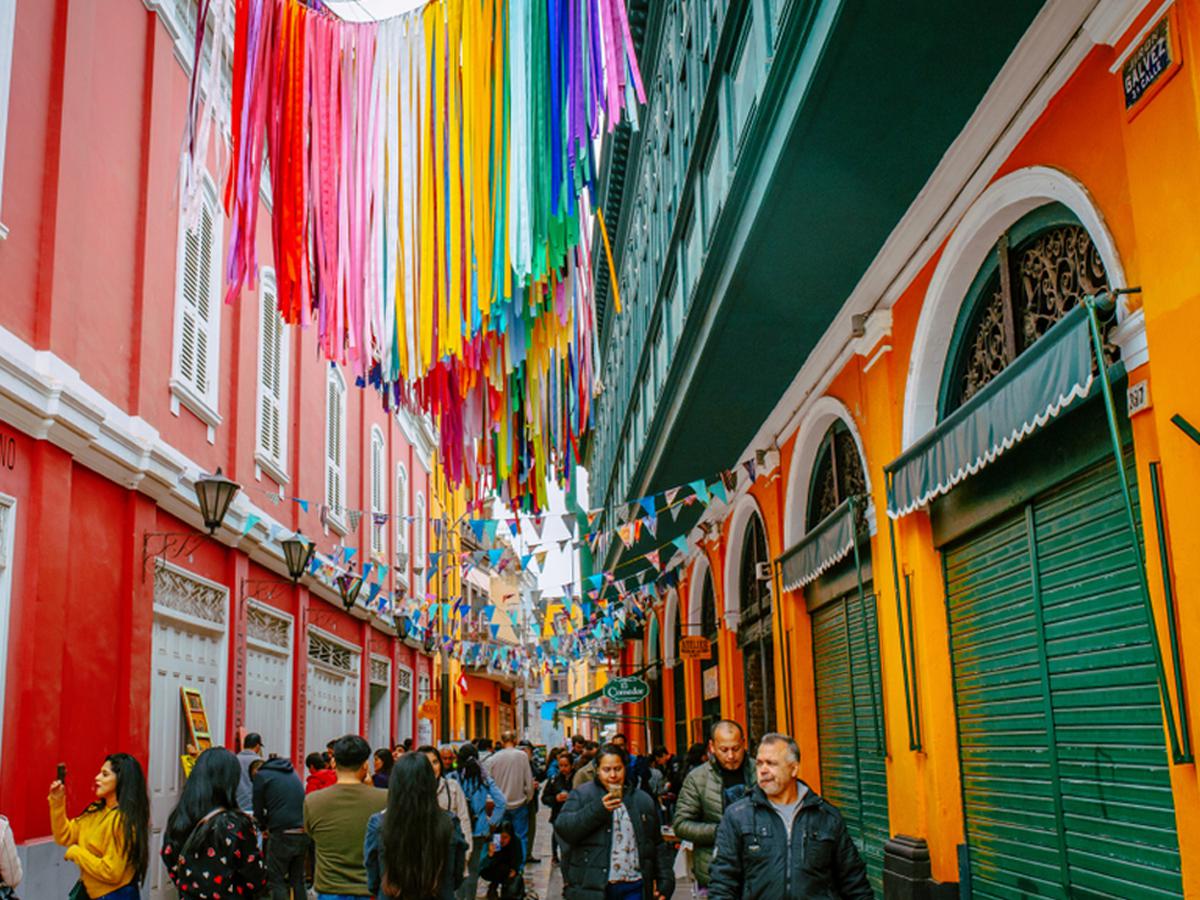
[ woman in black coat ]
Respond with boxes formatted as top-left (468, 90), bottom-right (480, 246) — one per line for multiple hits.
top-left (553, 744), bottom-right (675, 900)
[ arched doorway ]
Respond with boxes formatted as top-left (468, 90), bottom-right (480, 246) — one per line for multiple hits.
top-left (672, 595), bottom-right (688, 753)
top-left (699, 567), bottom-right (721, 738)
top-left (736, 511), bottom-right (775, 749)
top-left (920, 203), bottom-right (1182, 898)
top-left (783, 415), bottom-right (887, 896)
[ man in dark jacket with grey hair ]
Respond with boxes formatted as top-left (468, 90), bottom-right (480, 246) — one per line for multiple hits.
top-left (708, 733), bottom-right (871, 900)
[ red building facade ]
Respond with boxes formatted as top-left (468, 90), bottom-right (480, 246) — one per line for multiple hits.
top-left (0, 2), bottom-right (435, 894)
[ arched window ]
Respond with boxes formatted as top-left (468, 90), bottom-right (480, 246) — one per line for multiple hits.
top-left (942, 204), bottom-right (1113, 416)
top-left (807, 420), bottom-right (867, 530)
top-left (738, 512), bottom-right (775, 747)
top-left (738, 513), bottom-right (770, 624)
top-left (700, 570), bottom-right (718, 644)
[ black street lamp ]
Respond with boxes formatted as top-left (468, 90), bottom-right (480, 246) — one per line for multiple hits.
top-left (336, 567), bottom-right (364, 612)
top-left (281, 533), bottom-right (316, 583)
top-left (142, 467), bottom-right (242, 578)
top-left (195, 468), bottom-right (241, 535)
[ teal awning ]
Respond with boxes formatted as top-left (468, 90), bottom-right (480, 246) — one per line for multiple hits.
top-left (886, 304), bottom-right (1094, 518)
top-left (779, 499), bottom-right (856, 591)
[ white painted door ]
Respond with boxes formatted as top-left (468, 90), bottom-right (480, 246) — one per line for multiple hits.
top-left (305, 663), bottom-right (360, 749)
top-left (368, 656), bottom-right (391, 750)
top-left (147, 565), bottom-right (227, 900)
top-left (396, 665), bottom-right (413, 746)
top-left (244, 603), bottom-right (293, 759)
top-left (304, 631), bottom-right (361, 750)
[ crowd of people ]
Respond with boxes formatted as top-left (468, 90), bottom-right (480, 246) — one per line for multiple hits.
top-left (32, 722), bottom-right (872, 900)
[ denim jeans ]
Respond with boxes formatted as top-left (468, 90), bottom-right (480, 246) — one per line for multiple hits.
top-left (502, 804), bottom-right (529, 866)
top-left (458, 838), bottom-right (487, 900)
top-left (94, 886), bottom-right (140, 900)
top-left (266, 832), bottom-right (310, 900)
top-left (605, 880), bottom-right (644, 900)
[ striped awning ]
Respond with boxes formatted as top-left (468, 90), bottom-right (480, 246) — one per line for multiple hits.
top-left (886, 304), bottom-right (1095, 518)
top-left (779, 499), bottom-right (856, 591)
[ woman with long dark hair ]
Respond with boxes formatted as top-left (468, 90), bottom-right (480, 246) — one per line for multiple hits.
top-left (372, 748), bottom-right (395, 788)
top-left (160, 748), bottom-right (266, 899)
top-left (364, 753), bottom-right (467, 900)
top-left (420, 745), bottom-right (472, 849)
top-left (448, 743), bottom-right (506, 900)
top-left (48, 753), bottom-right (150, 899)
top-left (555, 744), bottom-right (675, 900)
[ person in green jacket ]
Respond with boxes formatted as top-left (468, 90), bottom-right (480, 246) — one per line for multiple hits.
top-left (671, 720), bottom-right (756, 888)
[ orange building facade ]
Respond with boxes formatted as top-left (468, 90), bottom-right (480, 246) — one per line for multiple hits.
top-left (631, 3), bottom-right (1200, 896)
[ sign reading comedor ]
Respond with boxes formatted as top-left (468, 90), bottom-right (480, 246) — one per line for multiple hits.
top-left (602, 675), bottom-right (650, 704)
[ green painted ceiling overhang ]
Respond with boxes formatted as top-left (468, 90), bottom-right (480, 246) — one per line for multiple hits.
top-left (628, 0), bottom-right (1045, 501)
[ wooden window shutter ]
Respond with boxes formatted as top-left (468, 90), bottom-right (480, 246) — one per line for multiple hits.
top-left (257, 271), bottom-right (283, 465)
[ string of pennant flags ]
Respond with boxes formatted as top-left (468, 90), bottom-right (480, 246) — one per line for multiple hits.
top-left (246, 455), bottom-right (765, 675)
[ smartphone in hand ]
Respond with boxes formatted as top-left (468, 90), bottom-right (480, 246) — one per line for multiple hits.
top-left (56, 763), bottom-right (66, 783)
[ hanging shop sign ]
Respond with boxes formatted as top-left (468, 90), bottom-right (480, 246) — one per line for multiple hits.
top-left (1123, 13), bottom-right (1181, 114)
top-left (602, 676), bottom-right (651, 705)
top-left (680, 636), bottom-right (713, 660)
top-left (419, 699), bottom-right (441, 720)
top-left (702, 665), bottom-right (720, 701)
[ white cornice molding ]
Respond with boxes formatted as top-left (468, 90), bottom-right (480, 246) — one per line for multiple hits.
top-left (1110, 307), bottom-right (1149, 371)
top-left (0, 324), bottom-right (384, 616)
top-left (1085, 0), bottom-right (1165, 48)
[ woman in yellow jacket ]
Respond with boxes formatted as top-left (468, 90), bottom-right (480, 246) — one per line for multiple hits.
top-left (48, 753), bottom-right (150, 899)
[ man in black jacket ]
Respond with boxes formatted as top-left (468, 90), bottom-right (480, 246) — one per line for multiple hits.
top-left (252, 755), bottom-right (310, 900)
top-left (708, 733), bottom-right (871, 900)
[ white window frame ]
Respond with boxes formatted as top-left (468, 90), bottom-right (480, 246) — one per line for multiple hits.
top-left (413, 492), bottom-right (426, 573)
top-left (370, 426), bottom-right (387, 556)
top-left (255, 268), bottom-right (289, 484)
top-left (169, 170), bottom-right (223, 428)
top-left (0, 0), bottom-right (15, 239)
top-left (325, 368), bottom-right (347, 534)
top-left (395, 463), bottom-right (409, 561)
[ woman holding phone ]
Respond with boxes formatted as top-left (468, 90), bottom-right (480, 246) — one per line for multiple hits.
top-left (48, 754), bottom-right (150, 900)
top-left (554, 744), bottom-right (675, 900)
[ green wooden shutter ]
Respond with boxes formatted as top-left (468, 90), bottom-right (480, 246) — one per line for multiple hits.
top-left (812, 589), bottom-right (888, 898)
top-left (945, 452), bottom-right (1182, 899)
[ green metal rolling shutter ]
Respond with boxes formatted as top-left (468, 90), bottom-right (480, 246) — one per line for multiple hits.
top-left (812, 590), bottom-right (889, 897)
top-left (944, 452), bottom-right (1182, 899)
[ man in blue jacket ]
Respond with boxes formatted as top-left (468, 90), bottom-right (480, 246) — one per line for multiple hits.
top-left (708, 733), bottom-right (871, 900)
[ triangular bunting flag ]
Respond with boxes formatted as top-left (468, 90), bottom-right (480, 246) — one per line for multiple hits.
top-left (639, 497), bottom-right (656, 518)
top-left (709, 479), bottom-right (728, 505)
top-left (689, 479), bottom-right (710, 504)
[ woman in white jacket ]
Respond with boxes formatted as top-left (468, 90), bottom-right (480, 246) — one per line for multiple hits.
top-left (0, 813), bottom-right (23, 896)
top-left (422, 745), bottom-right (473, 851)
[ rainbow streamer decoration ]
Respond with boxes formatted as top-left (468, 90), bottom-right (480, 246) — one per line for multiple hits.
top-left (202, 0), bottom-right (645, 512)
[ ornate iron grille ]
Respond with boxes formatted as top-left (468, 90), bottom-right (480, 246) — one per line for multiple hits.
top-left (247, 604), bottom-right (290, 650)
top-left (308, 633), bottom-right (356, 673)
top-left (370, 657), bottom-right (390, 686)
top-left (154, 564), bottom-right (227, 625)
top-left (947, 223), bottom-right (1115, 412)
top-left (808, 423), bottom-right (868, 533)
